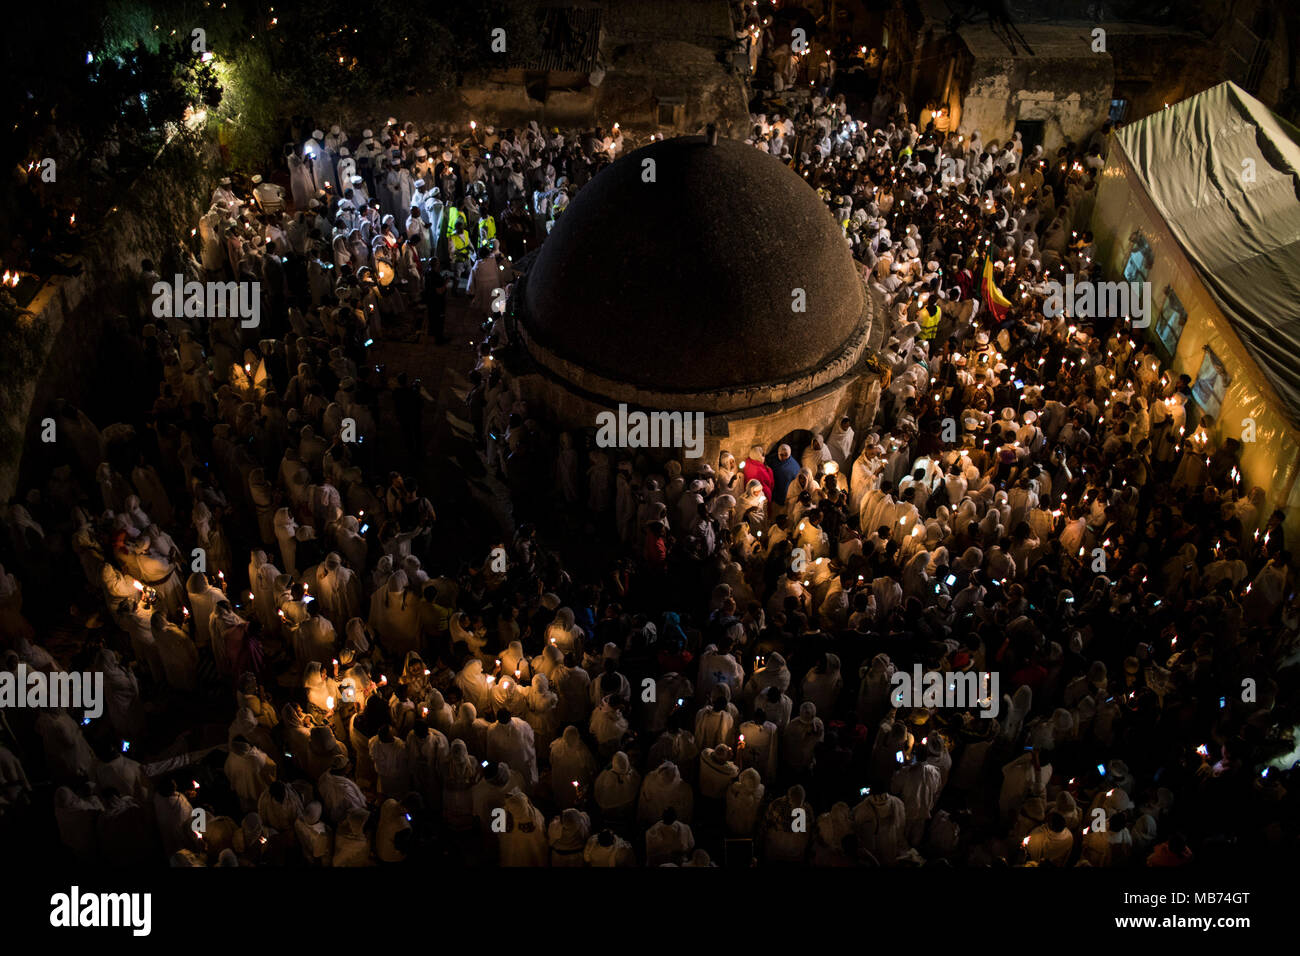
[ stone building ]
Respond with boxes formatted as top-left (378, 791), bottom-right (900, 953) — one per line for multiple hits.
top-left (1091, 81), bottom-right (1300, 544)
top-left (469, 0), bottom-right (750, 135)
top-left (501, 133), bottom-right (879, 466)
top-left (878, 0), bottom-right (1298, 152)
top-left (880, 0), bottom-right (1114, 153)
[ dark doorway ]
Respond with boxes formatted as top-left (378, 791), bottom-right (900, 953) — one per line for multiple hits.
top-left (765, 428), bottom-right (813, 473)
top-left (1014, 119), bottom-right (1044, 156)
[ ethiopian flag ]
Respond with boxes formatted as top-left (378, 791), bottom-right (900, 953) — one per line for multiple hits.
top-left (980, 255), bottom-right (1012, 322)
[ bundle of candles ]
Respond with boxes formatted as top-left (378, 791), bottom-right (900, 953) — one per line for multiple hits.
top-left (132, 580), bottom-right (158, 609)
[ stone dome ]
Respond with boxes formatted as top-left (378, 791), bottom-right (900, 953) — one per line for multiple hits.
top-left (520, 135), bottom-right (868, 395)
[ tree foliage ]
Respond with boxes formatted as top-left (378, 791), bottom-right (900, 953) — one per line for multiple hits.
top-left (3, 0), bottom-right (543, 171)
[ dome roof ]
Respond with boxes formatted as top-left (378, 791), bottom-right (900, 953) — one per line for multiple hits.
top-left (521, 135), bottom-right (866, 394)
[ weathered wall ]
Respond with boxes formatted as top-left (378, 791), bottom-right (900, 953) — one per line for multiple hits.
top-left (1106, 27), bottom-right (1220, 124)
top-left (1107, 8), bottom-right (1293, 127)
top-left (509, 362), bottom-right (879, 468)
top-left (959, 53), bottom-right (1113, 152)
top-left (315, 44), bottom-right (749, 141)
top-left (595, 39), bottom-right (751, 136)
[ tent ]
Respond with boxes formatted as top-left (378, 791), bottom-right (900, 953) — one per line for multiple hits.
top-left (1093, 81), bottom-right (1300, 543)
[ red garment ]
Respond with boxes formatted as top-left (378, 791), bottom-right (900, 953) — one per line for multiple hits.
top-left (742, 457), bottom-right (775, 501)
top-left (658, 649), bottom-right (694, 672)
top-left (1146, 843), bottom-right (1192, 867)
top-left (643, 532), bottom-right (668, 571)
top-left (954, 268), bottom-right (974, 301)
top-left (1011, 662), bottom-right (1047, 691)
top-left (215, 620), bottom-right (249, 676)
top-left (230, 630), bottom-right (264, 682)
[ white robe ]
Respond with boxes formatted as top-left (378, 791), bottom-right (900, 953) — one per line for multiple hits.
top-left (314, 561), bottom-right (361, 630)
top-left (368, 572), bottom-right (420, 657)
top-left (499, 794), bottom-right (547, 866)
top-left (155, 619), bottom-right (198, 691)
top-left (726, 771), bottom-right (765, 835)
top-left (287, 153), bottom-right (313, 208)
top-left (853, 793), bottom-right (908, 864)
top-left (486, 717), bottom-right (538, 789)
top-left (638, 764), bottom-right (694, 824)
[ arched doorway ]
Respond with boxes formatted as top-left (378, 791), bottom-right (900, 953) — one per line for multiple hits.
top-left (764, 428), bottom-right (813, 472)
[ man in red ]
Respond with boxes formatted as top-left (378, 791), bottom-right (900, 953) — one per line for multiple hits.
top-left (741, 444), bottom-right (775, 502)
top-left (643, 520), bottom-right (669, 572)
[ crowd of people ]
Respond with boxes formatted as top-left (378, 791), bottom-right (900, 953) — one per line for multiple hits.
top-left (1, 64), bottom-right (1297, 868)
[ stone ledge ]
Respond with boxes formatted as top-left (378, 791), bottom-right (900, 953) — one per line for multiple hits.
top-left (517, 300), bottom-right (874, 415)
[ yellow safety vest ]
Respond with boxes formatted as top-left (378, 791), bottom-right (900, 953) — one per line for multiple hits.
top-left (478, 215), bottom-right (496, 244)
top-left (451, 233), bottom-right (471, 260)
top-left (919, 304), bottom-right (942, 340)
